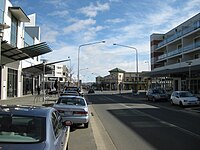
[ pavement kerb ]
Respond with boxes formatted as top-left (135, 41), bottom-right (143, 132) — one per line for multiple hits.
top-left (89, 105), bottom-right (117, 150)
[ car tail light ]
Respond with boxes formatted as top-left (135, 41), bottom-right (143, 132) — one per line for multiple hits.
top-left (73, 111), bottom-right (88, 115)
top-left (58, 110), bottom-right (65, 113)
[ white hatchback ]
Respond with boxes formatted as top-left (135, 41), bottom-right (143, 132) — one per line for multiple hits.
top-left (170, 91), bottom-right (200, 106)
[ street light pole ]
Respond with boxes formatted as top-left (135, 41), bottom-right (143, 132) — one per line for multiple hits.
top-left (113, 43), bottom-right (139, 94)
top-left (78, 40), bottom-right (105, 88)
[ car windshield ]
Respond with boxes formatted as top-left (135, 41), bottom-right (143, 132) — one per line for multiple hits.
top-left (58, 97), bottom-right (85, 106)
top-left (153, 89), bottom-right (165, 94)
top-left (0, 115), bottom-right (45, 143)
top-left (179, 92), bottom-right (194, 97)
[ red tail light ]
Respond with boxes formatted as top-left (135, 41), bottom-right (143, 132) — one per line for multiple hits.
top-left (58, 110), bottom-right (65, 113)
top-left (73, 111), bottom-right (88, 115)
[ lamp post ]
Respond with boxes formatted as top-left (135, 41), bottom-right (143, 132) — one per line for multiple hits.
top-left (67, 56), bottom-right (72, 84)
top-left (186, 61), bottom-right (192, 91)
top-left (145, 61), bottom-right (150, 71)
top-left (113, 43), bottom-right (139, 94)
top-left (78, 40), bottom-right (105, 88)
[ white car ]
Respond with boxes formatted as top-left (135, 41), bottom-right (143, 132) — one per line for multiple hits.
top-left (170, 91), bottom-right (200, 106)
top-left (53, 95), bottom-right (90, 128)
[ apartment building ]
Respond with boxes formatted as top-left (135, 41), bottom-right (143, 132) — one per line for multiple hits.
top-left (150, 13), bottom-right (200, 94)
top-left (0, 0), bottom-right (52, 99)
top-left (45, 64), bottom-right (69, 90)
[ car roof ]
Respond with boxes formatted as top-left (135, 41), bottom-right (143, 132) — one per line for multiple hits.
top-left (0, 105), bottom-right (54, 117)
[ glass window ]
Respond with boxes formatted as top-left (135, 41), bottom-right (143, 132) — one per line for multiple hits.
top-left (51, 111), bottom-right (63, 138)
top-left (0, 115), bottom-right (45, 143)
top-left (7, 68), bottom-right (18, 97)
top-left (10, 15), bottom-right (18, 47)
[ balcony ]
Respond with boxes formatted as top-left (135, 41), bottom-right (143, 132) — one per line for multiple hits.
top-left (157, 21), bottom-right (200, 48)
top-left (157, 41), bottom-right (200, 61)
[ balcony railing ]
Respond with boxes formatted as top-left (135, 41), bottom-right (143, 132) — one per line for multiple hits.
top-left (157, 21), bottom-right (200, 48)
top-left (157, 41), bottom-right (200, 61)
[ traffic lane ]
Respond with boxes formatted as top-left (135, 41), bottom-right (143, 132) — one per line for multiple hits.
top-left (88, 94), bottom-right (200, 150)
top-left (88, 95), bottom-right (155, 150)
top-left (113, 94), bottom-right (200, 139)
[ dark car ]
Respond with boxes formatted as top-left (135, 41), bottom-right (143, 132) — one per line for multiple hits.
top-left (88, 89), bottom-right (95, 94)
top-left (146, 88), bottom-right (168, 102)
top-left (0, 105), bottom-right (71, 150)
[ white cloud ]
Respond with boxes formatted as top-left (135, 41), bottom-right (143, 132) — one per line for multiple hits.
top-left (105, 18), bottom-right (125, 24)
top-left (63, 18), bottom-right (96, 34)
top-left (79, 2), bottom-right (110, 17)
top-left (40, 24), bottom-right (59, 43)
top-left (48, 10), bottom-right (69, 18)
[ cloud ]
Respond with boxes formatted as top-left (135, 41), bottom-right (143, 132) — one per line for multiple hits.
top-left (78, 2), bottom-right (110, 17)
top-left (105, 18), bottom-right (125, 24)
top-left (40, 24), bottom-right (59, 43)
top-left (63, 18), bottom-right (96, 34)
top-left (48, 10), bottom-right (69, 18)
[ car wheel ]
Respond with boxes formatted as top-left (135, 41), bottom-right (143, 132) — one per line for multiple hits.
top-left (179, 101), bottom-right (183, 107)
top-left (84, 122), bottom-right (89, 128)
top-left (170, 99), bottom-right (174, 105)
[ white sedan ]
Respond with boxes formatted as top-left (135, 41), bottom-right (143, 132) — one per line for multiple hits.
top-left (53, 95), bottom-right (90, 128)
top-left (170, 91), bottom-right (200, 106)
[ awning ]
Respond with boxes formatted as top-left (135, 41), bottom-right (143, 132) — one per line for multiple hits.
top-left (1, 41), bottom-right (52, 65)
top-left (145, 64), bottom-right (200, 77)
top-left (22, 63), bottom-right (53, 76)
top-left (9, 7), bottom-right (30, 22)
top-left (22, 59), bottom-right (70, 76)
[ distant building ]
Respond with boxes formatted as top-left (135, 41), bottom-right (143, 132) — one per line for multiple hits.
top-left (150, 13), bottom-right (200, 94)
top-left (95, 68), bottom-right (149, 91)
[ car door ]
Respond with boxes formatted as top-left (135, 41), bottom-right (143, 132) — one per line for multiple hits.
top-left (52, 111), bottom-right (67, 150)
top-left (173, 92), bottom-right (179, 104)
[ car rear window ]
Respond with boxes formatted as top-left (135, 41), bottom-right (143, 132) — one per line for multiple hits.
top-left (0, 115), bottom-right (45, 143)
top-left (58, 97), bottom-right (85, 106)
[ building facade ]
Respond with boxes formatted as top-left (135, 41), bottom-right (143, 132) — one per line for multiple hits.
top-left (0, 0), bottom-right (51, 100)
top-left (96, 68), bottom-right (149, 92)
top-left (150, 13), bottom-right (200, 94)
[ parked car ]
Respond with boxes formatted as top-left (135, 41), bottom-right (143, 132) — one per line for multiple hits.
top-left (53, 95), bottom-right (90, 128)
top-left (170, 91), bottom-right (200, 106)
top-left (0, 105), bottom-right (71, 150)
top-left (60, 90), bottom-right (80, 96)
top-left (146, 88), bottom-right (168, 102)
top-left (88, 89), bottom-right (95, 94)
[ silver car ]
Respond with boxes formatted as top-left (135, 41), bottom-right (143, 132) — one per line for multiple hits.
top-left (170, 91), bottom-right (200, 106)
top-left (53, 96), bottom-right (90, 128)
top-left (0, 105), bottom-right (71, 150)
top-left (146, 88), bottom-right (168, 102)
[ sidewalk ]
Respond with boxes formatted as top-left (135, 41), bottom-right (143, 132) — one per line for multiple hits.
top-left (0, 94), bottom-right (58, 106)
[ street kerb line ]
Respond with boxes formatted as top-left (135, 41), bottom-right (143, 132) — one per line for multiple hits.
top-left (89, 105), bottom-right (117, 150)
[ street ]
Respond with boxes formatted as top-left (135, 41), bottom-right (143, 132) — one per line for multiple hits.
top-left (86, 92), bottom-right (200, 150)
top-left (1, 92), bottom-right (200, 150)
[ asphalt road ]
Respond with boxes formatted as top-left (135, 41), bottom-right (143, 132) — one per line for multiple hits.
top-left (87, 93), bottom-right (200, 150)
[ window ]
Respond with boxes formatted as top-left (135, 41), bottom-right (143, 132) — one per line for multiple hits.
top-left (51, 111), bottom-right (63, 138)
top-left (10, 15), bottom-right (18, 47)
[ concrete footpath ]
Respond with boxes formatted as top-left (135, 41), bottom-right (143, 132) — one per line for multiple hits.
top-left (0, 94), bottom-right (57, 106)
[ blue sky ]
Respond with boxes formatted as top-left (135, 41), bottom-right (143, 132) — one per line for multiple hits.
top-left (11, 0), bottom-right (200, 82)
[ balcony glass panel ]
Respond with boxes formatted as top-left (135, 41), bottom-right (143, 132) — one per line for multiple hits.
top-left (24, 31), bottom-right (34, 46)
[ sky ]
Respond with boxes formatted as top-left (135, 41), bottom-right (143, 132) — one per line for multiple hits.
top-left (11, 0), bottom-right (200, 82)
